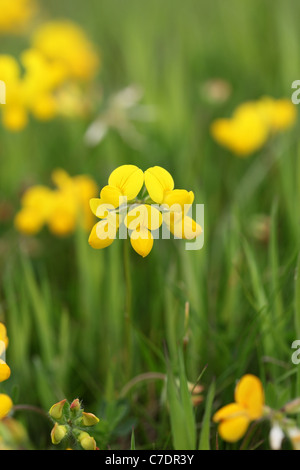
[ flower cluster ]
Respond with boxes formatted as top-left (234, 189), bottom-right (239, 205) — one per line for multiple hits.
top-left (0, 322), bottom-right (13, 421)
top-left (88, 164), bottom-right (202, 257)
top-left (0, 0), bottom-right (37, 34)
top-left (213, 374), bottom-right (300, 450)
top-left (49, 398), bottom-right (99, 450)
top-left (213, 374), bottom-right (265, 443)
top-left (210, 96), bottom-right (297, 157)
top-left (14, 169), bottom-right (98, 236)
top-left (0, 18), bottom-right (99, 131)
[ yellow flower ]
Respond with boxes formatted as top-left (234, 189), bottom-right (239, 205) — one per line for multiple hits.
top-left (211, 97), bottom-right (297, 157)
top-left (0, 394), bottom-right (13, 420)
top-left (0, 50), bottom-right (67, 131)
top-left (211, 106), bottom-right (269, 157)
top-left (50, 423), bottom-right (68, 445)
top-left (0, 323), bottom-right (9, 351)
top-left (213, 374), bottom-right (264, 442)
top-left (125, 204), bottom-right (162, 257)
top-left (14, 185), bottom-right (55, 235)
top-left (0, 55), bottom-right (28, 131)
top-left (31, 20), bottom-right (100, 81)
top-left (14, 170), bottom-right (98, 236)
top-left (89, 164), bottom-right (144, 250)
top-left (0, 360), bottom-right (11, 382)
top-left (255, 96), bottom-right (297, 132)
top-left (77, 431), bottom-right (97, 450)
top-left (89, 165), bottom-right (202, 256)
top-left (0, 0), bottom-right (37, 34)
top-left (145, 166), bottom-right (202, 240)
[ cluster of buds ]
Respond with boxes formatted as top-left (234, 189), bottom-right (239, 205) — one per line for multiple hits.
top-left (49, 398), bottom-right (99, 450)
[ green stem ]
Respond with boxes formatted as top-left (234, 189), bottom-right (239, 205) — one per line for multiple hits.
top-left (123, 238), bottom-right (133, 379)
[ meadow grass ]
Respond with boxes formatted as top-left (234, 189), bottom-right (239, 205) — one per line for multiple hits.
top-left (1, 0), bottom-right (300, 450)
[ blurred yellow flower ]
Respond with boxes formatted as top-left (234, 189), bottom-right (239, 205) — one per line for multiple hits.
top-left (0, 50), bottom-right (67, 131)
top-left (213, 374), bottom-right (265, 442)
top-left (0, 322), bottom-right (10, 379)
top-left (89, 164), bottom-right (202, 257)
top-left (211, 97), bottom-right (297, 157)
top-left (0, 394), bottom-right (13, 420)
top-left (0, 0), bottom-right (37, 34)
top-left (0, 360), bottom-right (11, 383)
top-left (0, 323), bottom-right (9, 352)
top-left (14, 170), bottom-right (98, 237)
top-left (31, 20), bottom-right (100, 82)
top-left (0, 19), bottom-right (100, 131)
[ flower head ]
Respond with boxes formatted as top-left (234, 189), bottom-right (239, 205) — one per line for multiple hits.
top-left (89, 165), bottom-right (202, 257)
top-left (213, 374), bottom-right (265, 442)
top-left (211, 96), bottom-right (297, 157)
top-left (14, 170), bottom-right (98, 236)
top-left (31, 20), bottom-right (100, 81)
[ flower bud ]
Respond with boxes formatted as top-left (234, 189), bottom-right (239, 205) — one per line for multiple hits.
top-left (82, 412), bottom-right (100, 427)
top-left (49, 399), bottom-right (67, 420)
top-left (51, 423), bottom-right (68, 445)
top-left (70, 398), bottom-right (81, 412)
top-left (78, 431), bottom-right (97, 450)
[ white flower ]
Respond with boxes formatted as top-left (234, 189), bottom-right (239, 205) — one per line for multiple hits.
top-left (269, 423), bottom-right (285, 450)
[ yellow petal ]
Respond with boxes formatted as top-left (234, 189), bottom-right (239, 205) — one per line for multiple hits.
top-left (144, 166), bottom-right (174, 203)
top-left (100, 185), bottom-right (126, 208)
top-left (213, 403), bottom-right (250, 442)
top-left (164, 213), bottom-right (202, 240)
top-left (0, 394), bottom-right (13, 419)
top-left (89, 198), bottom-right (115, 219)
top-left (218, 414), bottom-right (250, 443)
top-left (0, 323), bottom-right (8, 349)
top-left (88, 219), bottom-right (117, 249)
top-left (162, 189), bottom-right (194, 212)
top-left (125, 204), bottom-right (162, 231)
top-left (108, 165), bottom-right (144, 200)
top-left (130, 227), bottom-right (153, 257)
top-left (234, 374), bottom-right (264, 420)
top-left (0, 361), bottom-right (11, 382)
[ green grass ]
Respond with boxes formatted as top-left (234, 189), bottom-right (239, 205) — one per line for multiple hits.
top-left (1, 0), bottom-right (300, 450)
